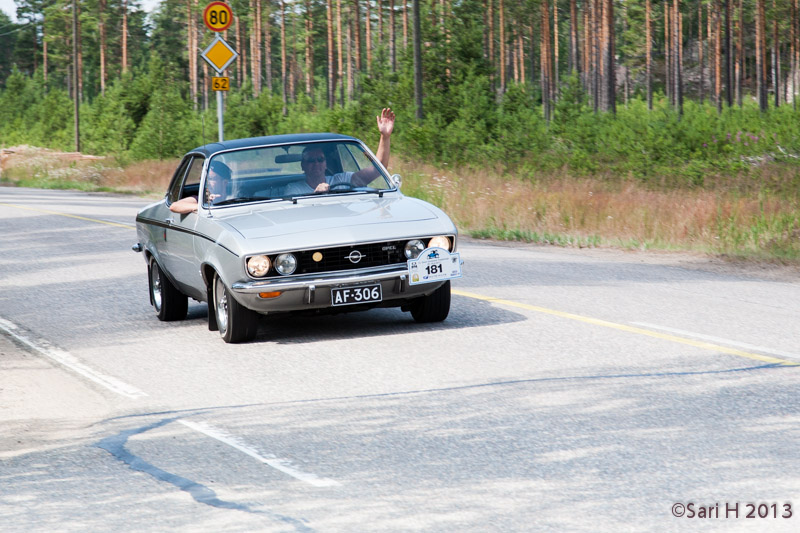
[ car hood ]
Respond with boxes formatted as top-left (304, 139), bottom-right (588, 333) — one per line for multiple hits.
top-left (216, 195), bottom-right (441, 240)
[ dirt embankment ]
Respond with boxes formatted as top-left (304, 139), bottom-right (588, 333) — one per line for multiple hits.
top-left (1, 145), bottom-right (104, 177)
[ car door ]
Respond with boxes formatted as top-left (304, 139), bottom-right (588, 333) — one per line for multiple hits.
top-left (163, 155), bottom-right (206, 299)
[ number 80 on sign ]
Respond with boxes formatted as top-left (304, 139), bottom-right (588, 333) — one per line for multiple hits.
top-left (203, 2), bottom-right (233, 32)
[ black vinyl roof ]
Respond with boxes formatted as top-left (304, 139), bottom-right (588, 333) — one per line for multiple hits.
top-left (189, 133), bottom-right (359, 156)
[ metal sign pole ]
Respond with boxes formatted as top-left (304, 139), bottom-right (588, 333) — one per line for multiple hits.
top-left (217, 88), bottom-right (224, 142)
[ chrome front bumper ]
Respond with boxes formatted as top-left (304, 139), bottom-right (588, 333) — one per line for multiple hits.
top-left (231, 264), bottom-right (410, 294)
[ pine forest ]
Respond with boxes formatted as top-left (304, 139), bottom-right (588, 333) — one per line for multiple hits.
top-left (1, 1), bottom-right (800, 258)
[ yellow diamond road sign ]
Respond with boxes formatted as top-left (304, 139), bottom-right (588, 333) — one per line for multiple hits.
top-left (201, 35), bottom-right (238, 73)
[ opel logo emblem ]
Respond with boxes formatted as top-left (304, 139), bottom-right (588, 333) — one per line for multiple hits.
top-left (347, 250), bottom-right (363, 264)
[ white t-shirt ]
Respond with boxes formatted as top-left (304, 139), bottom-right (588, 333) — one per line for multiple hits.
top-left (283, 172), bottom-right (355, 196)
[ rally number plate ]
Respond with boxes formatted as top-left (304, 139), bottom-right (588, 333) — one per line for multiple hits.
top-left (407, 247), bottom-right (463, 285)
top-left (331, 284), bottom-right (383, 306)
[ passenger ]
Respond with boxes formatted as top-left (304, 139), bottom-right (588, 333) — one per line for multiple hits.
top-left (169, 160), bottom-right (232, 213)
top-left (284, 107), bottom-right (395, 196)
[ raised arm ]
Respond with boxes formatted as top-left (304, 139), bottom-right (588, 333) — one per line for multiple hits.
top-left (374, 107), bottom-right (395, 168)
top-left (351, 107), bottom-right (396, 187)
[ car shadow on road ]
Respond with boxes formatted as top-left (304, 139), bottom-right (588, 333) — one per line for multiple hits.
top-left (177, 288), bottom-right (526, 345)
top-left (250, 292), bottom-right (527, 345)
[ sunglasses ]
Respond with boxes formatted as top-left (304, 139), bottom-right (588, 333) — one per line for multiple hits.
top-left (303, 156), bottom-right (325, 163)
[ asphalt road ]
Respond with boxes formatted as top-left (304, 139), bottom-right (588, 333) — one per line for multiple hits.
top-left (1, 187), bottom-right (799, 532)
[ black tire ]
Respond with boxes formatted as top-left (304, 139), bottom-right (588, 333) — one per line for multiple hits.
top-left (213, 273), bottom-right (259, 343)
top-left (149, 258), bottom-right (188, 321)
top-left (410, 281), bottom-right (451, 323)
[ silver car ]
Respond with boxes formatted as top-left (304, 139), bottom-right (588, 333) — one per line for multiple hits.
top-left (134, 133), bottom-right (461, 343)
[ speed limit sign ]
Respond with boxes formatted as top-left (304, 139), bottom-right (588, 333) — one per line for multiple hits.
top-left (203, 2), bottom-right (233, 32)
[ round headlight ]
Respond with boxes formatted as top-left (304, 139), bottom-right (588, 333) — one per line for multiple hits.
top-left (275, 253), bottom-right (297, 275)
top-left (247, 255), bottom-right (271, 277)
top-left (428, 236), bottom-right (451, 251)
top-left (404, 239), bottom-right (426, 259)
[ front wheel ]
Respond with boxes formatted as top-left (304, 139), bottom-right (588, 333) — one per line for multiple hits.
top-left (213, 273), bottom-right (259, 343)
top-left (410, 281), bottom-right (451, 323)
top-left (149, 258), bottom-right (188, 321)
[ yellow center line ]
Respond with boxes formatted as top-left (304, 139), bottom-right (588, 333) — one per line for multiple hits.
top-left (452, 288), bottom-right (799, 367)
top-left (1, 202), bottom-right (134, 230)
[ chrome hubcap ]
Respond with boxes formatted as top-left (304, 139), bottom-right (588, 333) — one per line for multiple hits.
top-left (151, 265), bottom-right (162, 310)
top-left (215, 278), bottom-right (229, 333)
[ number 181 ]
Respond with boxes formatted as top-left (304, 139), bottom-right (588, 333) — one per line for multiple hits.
top-left (426, 263), bottom-right (443, 275)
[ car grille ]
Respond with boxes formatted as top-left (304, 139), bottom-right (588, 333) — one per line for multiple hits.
top-left (293, 240), bottom-right (408, 276)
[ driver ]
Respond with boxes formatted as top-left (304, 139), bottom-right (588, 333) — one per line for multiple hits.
top-left (284, 107), bottom-right (395, 196)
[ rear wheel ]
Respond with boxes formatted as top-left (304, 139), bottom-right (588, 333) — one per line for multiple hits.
top-left (410, 281), bottom-right (451, 323)
top-left (149, 258), bottom-right (188, 321)
top-left (213, 273), bottom-right (259, 343)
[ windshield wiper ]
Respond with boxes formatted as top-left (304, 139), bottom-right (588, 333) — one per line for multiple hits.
top-left (213, 196), bottom-right (270, 206)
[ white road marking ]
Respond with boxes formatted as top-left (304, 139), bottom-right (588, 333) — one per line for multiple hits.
top-left (179, 419), bottom-right (341, 488)
top-left (0, 317), bottom-right (148, 399)
top-left (631, 322), bottom-right (800, 362)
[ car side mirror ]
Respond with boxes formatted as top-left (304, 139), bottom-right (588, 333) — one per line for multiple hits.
top-left (390, 174), bottom-right (402, 189)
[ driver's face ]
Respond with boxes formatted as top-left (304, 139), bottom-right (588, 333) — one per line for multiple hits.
top-left (301, 150), bottom-right (326, 179)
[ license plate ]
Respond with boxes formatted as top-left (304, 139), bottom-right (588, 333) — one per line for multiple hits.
top-left (331, 284), bottom-right (383, 306)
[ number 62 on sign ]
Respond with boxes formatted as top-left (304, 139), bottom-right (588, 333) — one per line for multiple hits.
top-left (212, 77), bottom-right (230, 91)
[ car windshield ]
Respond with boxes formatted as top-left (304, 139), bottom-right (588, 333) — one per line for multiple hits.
top-left (202, 140), bottom-right (394, 207)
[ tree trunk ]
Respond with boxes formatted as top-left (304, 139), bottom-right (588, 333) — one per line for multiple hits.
top-left (281, 1), bottom-right (288, 114)
top-left (354, 0), bottom-right (362, 72)
top-left (499, 0), bottom-right (505, 95)
top-left (379, 0), bottom-right (384, 47)
top-left (443, 0), bottom-right (451, 81)
top-left (42, 20), bottom-right (48, 83)
top-left (255, 0), bottom-right (263, 96)
top-left (306, 0), bottom-right (314, 97)
top-left (699, 1), bottom-right (704, 104)
top-left (757, 0), bottom-right (767, 110)
top-left (203, 62), bottom-right (209, 110)
top-left (773, 0), bottom-right (780, 108)
top-left (553, 0), bottom-right (559, 98)
top-left (646, 0), bottom-right (652, 109)
top-left (541, 0), bottom-right (552, 122)
top-left (390, 0), bottom-right (396, 71)
top-left (413, 0), bottom-right (423, 119)
top-left (488, 0), bottom-right (494, 89)
top-left (366, 0), bottom-right (372, 72)
top-left (236, 15), bottom-right (244, 87)
top-left (327, 0), bottom-right (335, 108)
top-left (724, 0), bottom-right (732, 107)
top-left (348, 9), bottom-right (354, 99)
top-left (122, 0), bottom-right (128, 73)
top-left (793, 0), bottom-right (798, 107)
top-left (605, 0), bottom-right (615, 113)
top-left (665, 1), bottom-right (671, 104)
top-left (188, 1), bottom-right (197, 109)
top-left (71, 0), bottom-right (79, 152)
top-left (77, 2), bottom-right (83, 102)
top-left (99, 0), bottom-right (106, 95)
top-left (403, 0), bottom-right (408, 50)
top-left (570, 0), bottom-right (578, 75)
top-left (265, 2), bottom-right (273, 93)
top-left (337, 0), bottom-right (344, 103)
top-left (736, 0), bottom-right (743, 107)
top-left (583, 2), bottom-right (590, 92)
top-left (673, 0), bottom-right (681, 115)
top-left (715, 1), bottom-right (721, 113)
